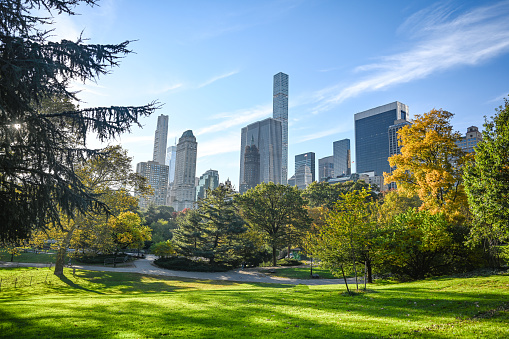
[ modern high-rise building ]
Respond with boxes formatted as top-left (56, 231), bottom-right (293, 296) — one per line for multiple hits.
top-left (333, 139), bottom-right (351, 177)
top-left (240, 139), bottom-right (260, 193)
top-left (387, 118), bottom-right (412, 190)
top-left (456, 126), bottom-right (482, 153)
top-left (273, 72), bottom-right (288, 185)
top-left (196, 169), bottom-right (219, 201)
top-left (171, 130), bottom-right (198, 211)
top-left (355, 101), bottom-right (409, 176)
top-left (166, 145), bottom-right (177, 184)
top-left (153, 114), bottom-right (169, 164)
top-left (318, 156), bottom-right (334, 181)
top-left (239, 118), bottom-right (282, 193)
top-left (136, 161), bottom-right (169, 209)
top-left (295, 152), bottom-right (315, 189)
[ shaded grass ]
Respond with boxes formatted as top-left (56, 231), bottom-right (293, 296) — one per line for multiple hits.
top-left (0, 267), bottom-right (508, 338)
top-left (262, 265), bottom-right (339, 279)
top-left (0, 250), bottom-right (60, 264)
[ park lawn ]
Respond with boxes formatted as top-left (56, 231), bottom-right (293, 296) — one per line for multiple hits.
top-left (0, 250), bottom-right (59, 264)
top-left (266, 265), bottom-right (339, 279)
top-left (0, 267), bottom-right (508, 338)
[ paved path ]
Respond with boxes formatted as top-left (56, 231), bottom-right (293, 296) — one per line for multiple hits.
top-left (1, 255), bottom-right (352, 286)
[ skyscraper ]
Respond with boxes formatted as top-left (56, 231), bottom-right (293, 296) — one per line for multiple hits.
top-left (196, 169), bottom-right (219, 201)
top-left (333, 139), bottom-right (351, 177)
top-left (273, 72), bottom-right (288, 184)
top-left (456, 126), bottom-right (482, 153)
top-left (318, 156), bottom-right (334, 181)
top-left (239, 118), bottom-right (282, 193)
top-left (171, 130), bottom-right (198, 211)
top-left (355, 101), bottom-right (409, 176)
top-left (295, 152), bottom-right (315, 189)
top-left (387, 118), bottom-right (412, 190)
top-left (153, 114), bottom-right (169, 164)
top-left (136, 161), bottom-right (169, 209)
top-left (166, 145), bottom-right (177, 185)
top-left (240, 139), bottom-right (260, 193)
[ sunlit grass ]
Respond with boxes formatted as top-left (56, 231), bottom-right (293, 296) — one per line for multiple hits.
top-left (1, 267), bottom-right (508, 338)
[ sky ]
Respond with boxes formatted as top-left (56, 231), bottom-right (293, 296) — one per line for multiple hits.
top-left (48, 0), bottom-right (509, 189)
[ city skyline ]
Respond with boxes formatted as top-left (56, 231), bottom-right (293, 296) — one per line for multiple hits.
top-left (52, 1), bottom-right (509, 190)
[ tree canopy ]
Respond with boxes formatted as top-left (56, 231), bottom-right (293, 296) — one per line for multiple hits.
top-left (464, 97), bottom-right (509, 265)
top-left (384, 109), bottom-right (469, 221)
top-left (0, 0), bottom-right (158, 242)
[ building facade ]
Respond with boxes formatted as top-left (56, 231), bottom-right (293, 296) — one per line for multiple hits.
top-left (318, 156), bottom-right (334, 182)
top-left (239, 118), bottom-right (282, 193)
top-left (295, 152), bottom-right (315, 189)
top-left (273, 72), bottom-right (289, 184)
top-left (333, 139), bottom-right (351, 177)
top-left (387, 118), bottom-right (412, 190)
top-left (171, 130), bottom-right (198, 211)
top-left (456, 126), bottom-right (482, 152)
top-left (136, 161), bottom-right (169, 209)
top-left (355, 101), bottom-right (410, 176)
top-left (196, 169), bottom-right (219, 201)
top-left (153, 114), bottom-right (169, 164)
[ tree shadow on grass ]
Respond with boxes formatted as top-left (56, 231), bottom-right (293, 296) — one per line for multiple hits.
top-left (57, 274), bottom-right (105, 294)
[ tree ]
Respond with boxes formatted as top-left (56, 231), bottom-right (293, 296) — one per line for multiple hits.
top-left (108, 211), bottom-right (151, 255)
top-left (377, 208), bottom-right (452, 280)
top-left (384, 109), bottom-right (470, 221)
top-left (31, 145), bottom-right (150, 275)
top-left (302, 180), bottom-right (378, 210)
top-left (151, 240), bottom-right (176, 258)
top-left (236, 183), bottom-right (311, 266)
top-left (307, 189), bottom-right (375, 290)
top-left (0, 0), bottom-right (158, 242)
top-left (464, 97), bottom-right (509, 266)
top-left (174, 184), bottom-right (247, 265)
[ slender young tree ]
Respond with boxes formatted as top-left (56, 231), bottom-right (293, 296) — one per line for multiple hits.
top-left (0, 0), bottom-right (158, 242)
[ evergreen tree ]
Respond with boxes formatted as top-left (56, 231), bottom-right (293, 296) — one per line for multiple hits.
top-left (0, 0), bottom-right (158, 242)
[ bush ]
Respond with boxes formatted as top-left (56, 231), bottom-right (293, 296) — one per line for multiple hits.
top-left (154, 257), bottom-right (232, 272)
top-left (277, 258), bottom-right (303, 266)
top-left (74, 254), bottom-right (132, 264)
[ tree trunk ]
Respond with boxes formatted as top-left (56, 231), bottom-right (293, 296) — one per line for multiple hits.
top-left (54, 224), bottom-right (77, 276)
top-left (272, 246), bottom-right (277, 266)
top-left (367, 259), bottom-right (373, 283)
top-left (341, 265), bottom-right (350, 293)
top-left (364, 261), bottom-right (367, 290)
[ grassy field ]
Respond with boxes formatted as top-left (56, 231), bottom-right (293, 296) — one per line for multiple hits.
top-left (0, 250), bottom-right (59, 264)
top-left (0, 267), bottom-right (508, 338)
top-left (260, 265), bottom-right (339, 279)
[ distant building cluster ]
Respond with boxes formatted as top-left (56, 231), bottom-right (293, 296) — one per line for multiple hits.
top-left (136, 73), bottom-right (482, 210)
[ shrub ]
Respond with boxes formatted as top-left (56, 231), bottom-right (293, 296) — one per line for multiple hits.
top-left (154, 257), bottom-right (231, 272)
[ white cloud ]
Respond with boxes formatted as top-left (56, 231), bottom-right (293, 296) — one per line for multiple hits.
top-left (195, 104), bottom-right (272, 135)
top-left (197, 133), bottom-right (240, 157)
top-left (197, 70), bottom-right (239, 88)
top-left (313, 1), bottom-right (509, 113)
top-left (152, 83), bottom-right (183, 95)
top-left (294, 125), bottom-right (350, 144)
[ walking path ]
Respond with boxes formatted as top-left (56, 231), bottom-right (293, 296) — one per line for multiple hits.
top-left (1, 255), bottom-right (351, 286)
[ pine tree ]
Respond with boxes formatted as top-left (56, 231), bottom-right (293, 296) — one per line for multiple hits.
top-left (0, 1), bottom-right (158, 242)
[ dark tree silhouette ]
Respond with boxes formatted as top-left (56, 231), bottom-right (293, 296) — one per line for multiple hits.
top-left (0, 0), bottom-right (158, 242)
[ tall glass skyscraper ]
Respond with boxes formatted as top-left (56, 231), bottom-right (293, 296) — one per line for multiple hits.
top-left (165, 145), bottom-right (177, 184)
top-left (318, 156), bottom-right (334, 181)
top-left (273, 72), bottom-right (288, 185)
top-left (239, 118), bottom-right (282, 193)
top-left (196, 169), bottom-right (219, 201)
top-left (333, 139), bottom-right (351, 177)
top-left (355, 102), bottom-right (409, 176)
top-left (295, 152), bottom-right (315, 189)
top-left (153, 114), bottom-right (169, 164)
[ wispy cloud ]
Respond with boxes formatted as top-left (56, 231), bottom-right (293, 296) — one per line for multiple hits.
top-left (198, 70), bottom-right (239, 88)
top-left (151, 83), bottom-right (183, 95)
top-left (195, 104), bottom-right (271, 135)
top-left (294, 125), bottom-right (350, 144)
top-left (198, 133), bottom-right (240, 157)
top-left (314, 1), bottom-right (509, 113)
top-left (487, 92), bottom-right (509, 103)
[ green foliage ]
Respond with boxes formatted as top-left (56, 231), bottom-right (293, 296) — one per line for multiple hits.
top-left (154, 256), bottom-right (231, 272)
top-left (464, 97), bottom-right (509, 266)
top-left (0, 1), bottom-right (158, 242)
top-left (277, 258), bottom-right (303, 266)
top-left (109, 211), bottom-right (151, 253)
top-left (151, 240), bottom-right (176, 258)
top-left (302, 180), bottom-right (378, 209)
top-left (236, 182), bottom-right (312, 266)
top-left (173, 184), bottom-right (247, 265)
top-left (377, 208), bottom-right (452, 280)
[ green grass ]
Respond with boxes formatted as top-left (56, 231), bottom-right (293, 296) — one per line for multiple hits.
top-left (263, 265), bottom-right (339, 279)
top-left (1, 267), bottom-right (508, 338)
top-left (0, 250), bottom-right (59, 264)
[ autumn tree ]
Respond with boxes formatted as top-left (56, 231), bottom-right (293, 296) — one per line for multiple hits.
top-left (384, 109), bottom-right (470, 221)
top-left (108, 211), bottom-right (151, 255)
top-left (0, 0), bottom-right (157, 242)
top-left (236, 183), bottom-right (311, 266)
top-left (464, 97), bottom-right (509, 266)
top-left (302, 180), bottom-right (378, 209)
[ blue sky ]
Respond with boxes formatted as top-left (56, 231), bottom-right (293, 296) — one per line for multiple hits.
top-left (50, 0), bottom-right (509, 189)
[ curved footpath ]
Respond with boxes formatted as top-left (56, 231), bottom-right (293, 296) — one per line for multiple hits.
top-left (1, 255), bottom-right (352, 286)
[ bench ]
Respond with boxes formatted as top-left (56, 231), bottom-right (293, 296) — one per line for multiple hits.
top-left (104, 255), bottom-right (130, 267)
